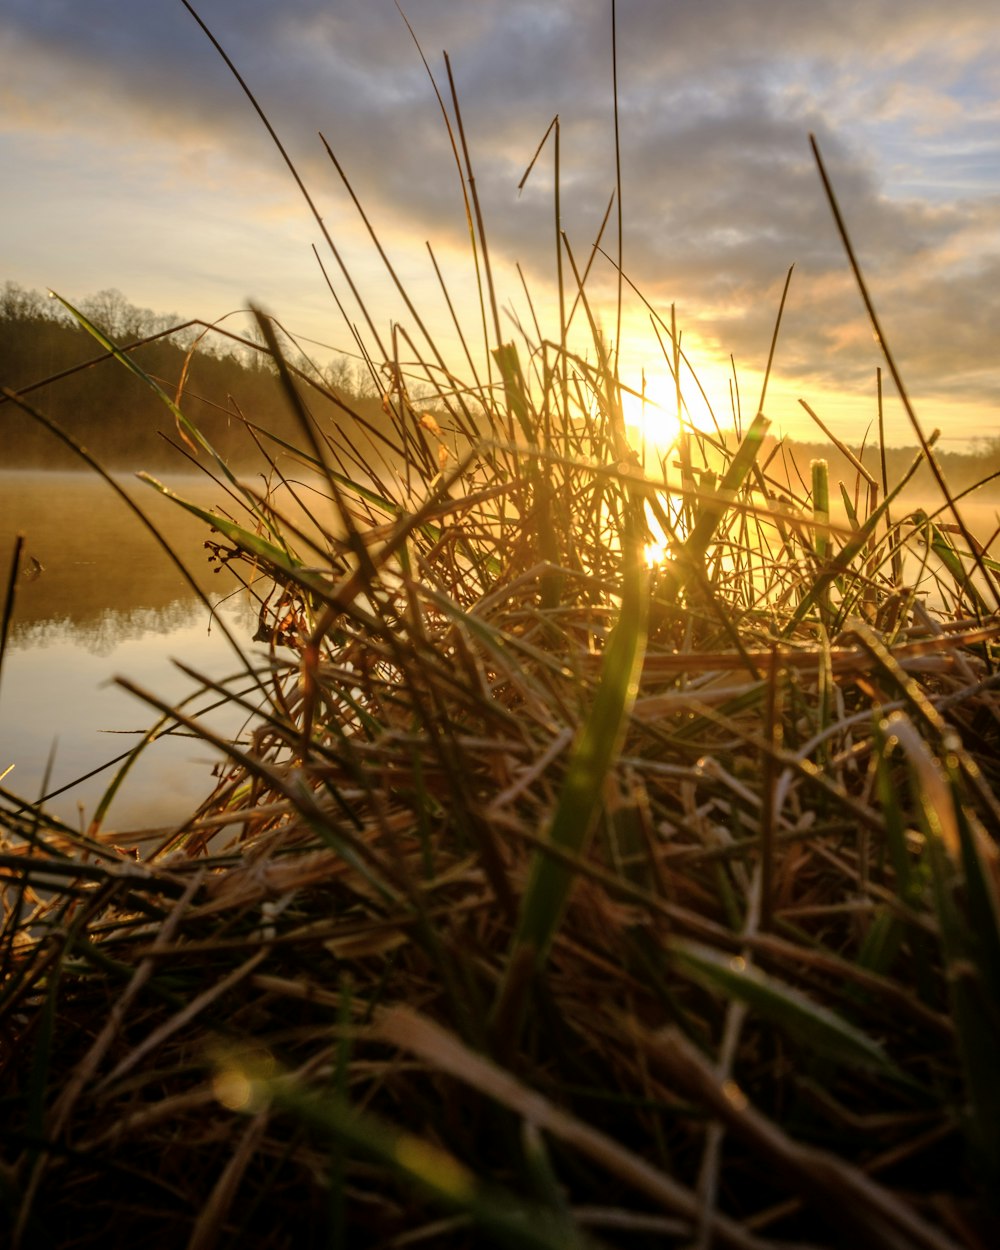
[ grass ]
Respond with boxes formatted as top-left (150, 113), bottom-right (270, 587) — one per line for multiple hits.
top-left (3, 7), bottom-right (1000, 1248)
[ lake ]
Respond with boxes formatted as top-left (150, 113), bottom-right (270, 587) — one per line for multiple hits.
top-left (0, 470), bottom-right (281, 832)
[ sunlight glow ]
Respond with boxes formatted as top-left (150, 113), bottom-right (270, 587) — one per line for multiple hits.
top-left (620, 375), bottom-right (679, 454)
top-left (614, 312), bottom-right (742, 449)
top-left (644, 540), bottom-right (667, 568)
top-left (212, 1048), bottom-right (276, 1113)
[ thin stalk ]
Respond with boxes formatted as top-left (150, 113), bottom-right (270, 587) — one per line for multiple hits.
top-left (810, 133), bottom-right (1000, 611)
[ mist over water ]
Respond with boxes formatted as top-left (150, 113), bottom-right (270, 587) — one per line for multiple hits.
top-left (1, 471), bottom-right (218, 632)
top-left (0, 471), bottom-right (268, 829)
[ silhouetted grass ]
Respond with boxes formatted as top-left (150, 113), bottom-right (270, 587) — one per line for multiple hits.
top-left (2, 6), bottom-right (1000, 1249)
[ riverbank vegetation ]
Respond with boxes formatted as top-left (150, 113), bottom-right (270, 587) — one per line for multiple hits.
top-left (0, 280), bottom-right (390, 471)
top-left (3, 11), bottom-right (1000, 1249)
top-left (5, 277), bottom-right (1000, 495)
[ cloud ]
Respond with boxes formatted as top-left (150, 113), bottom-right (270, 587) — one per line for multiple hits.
top-left (2, 0), bottom-right (999, 418)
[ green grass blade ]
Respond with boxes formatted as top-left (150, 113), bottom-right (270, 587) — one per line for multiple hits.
top-left (513, 583), bottom-right (647, 957)
top-left (783, 446), bottom-right (930, 635)
top-left (138, 473), bottom-right (331, 594)
top-left (493, 341), bottom-right (536, 446)
top-left (222, 1061), bottom-right (600, 1250)
top-left (491, 486), bottom-right (649, 1042)
top-left (888, 712), bottom-right (1000, 1185)
top-left (838, 480), bottom-right (860, 530)
top-left (812, 458), bottom-right (831, 563)
top-left (670, 939), bottom-right (908, 1080)
top-left (910, 510), bottom-right (992, 616)
top-left (873, 718), bottom-right (928, 909)
top-left (952, 785), bottom-right (1000, 1006)
top-left (50, 291), bottom-right (259, 510)
top-left (665, 412), bottom-right (770, 595)
top-left (948, 787), bottom-right (1000, 1189)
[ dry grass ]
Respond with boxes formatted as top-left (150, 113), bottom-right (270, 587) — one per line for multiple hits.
top-left (3, 8), bottom-right (1000, 1248)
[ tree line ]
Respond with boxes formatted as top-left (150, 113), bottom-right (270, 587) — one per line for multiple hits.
top-left (753, 433), bottom-right (1000, 502)
top-left (3, 280), bottom-right (998, 496)
top-left (0, 282), bottom-right (386, 472)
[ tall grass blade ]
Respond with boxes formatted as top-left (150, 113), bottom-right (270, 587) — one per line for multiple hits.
top-left (225, 1058), bottom-right (601, 1250)
top-left (49, 293), bottom-right (258, 507)
top-left (783, 443), bottom-right (933, 634)
top-left (664, 411), bottom-right (770, 597)
top-left (492, 457), bottom-right (648, 1042)
top-left (0, 535), bottom-right (24, 703)
top-left (492, 568), bottom-right (648, 1031)
top-left (887, 711), bottom-right (1000, 1188)
top-left (810, 133), bottom-right (1000, 612)
top-left (669, 939), bottom-right (907, 1079)
top-left (909, 509), bottom-right (992, 616)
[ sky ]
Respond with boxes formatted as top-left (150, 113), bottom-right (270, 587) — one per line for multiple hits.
top-left (2, 0), bottom-right (999, 448)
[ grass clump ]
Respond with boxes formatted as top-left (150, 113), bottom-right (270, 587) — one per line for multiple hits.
top-left (3, 9), bottom-right (1000, 1248)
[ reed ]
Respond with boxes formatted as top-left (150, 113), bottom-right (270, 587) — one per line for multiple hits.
top-left (2, 7), bottom-right (1000, 1248)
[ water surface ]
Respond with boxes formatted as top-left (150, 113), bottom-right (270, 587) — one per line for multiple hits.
top-left (0, 471), bottom-right (271, 830)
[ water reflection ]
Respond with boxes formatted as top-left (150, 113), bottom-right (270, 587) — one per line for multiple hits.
top-left (0, 471), bottom-right (264, 829)
top-left (13, 598), bottom-right (218, 658)
top-left (2, 470), bottom-right (225, 638)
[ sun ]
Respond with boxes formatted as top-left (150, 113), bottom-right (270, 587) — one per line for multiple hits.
top-left (619, 373), bottom-right (680, 457)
